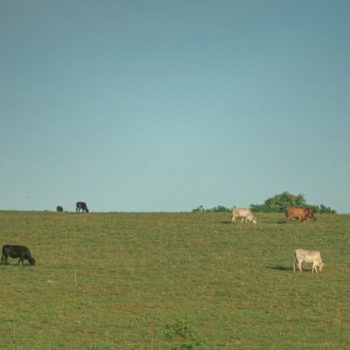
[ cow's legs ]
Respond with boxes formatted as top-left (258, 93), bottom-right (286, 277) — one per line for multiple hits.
top-left (231, 216), bottom-right (236, 223)
top-left (293, 258), bottom-right (300, 272)
top-left (298, 261), bottom-right (303, 272)
top-left (299, 217), bottom-right (307, 224)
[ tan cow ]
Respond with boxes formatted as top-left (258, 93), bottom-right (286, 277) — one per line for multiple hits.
top-left (231, 208), bottom-right (257, 224)
top-left (285, 207), bottom-right (314, 223)
top-left (293, 249), bottom-right (324, 273)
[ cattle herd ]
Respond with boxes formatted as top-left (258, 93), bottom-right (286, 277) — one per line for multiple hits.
top-left (56, 202), bottom-right (89, 213)
top-left (231, 206), bottom-right (316, 225)
top-left (1, 201), bottom-right (89, 266)
top-left (1, 205), bottom-right (324, 272)
top-left (231, 206), bottom-right (324, 273)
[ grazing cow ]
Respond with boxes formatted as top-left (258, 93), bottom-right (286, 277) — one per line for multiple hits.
top-left (1, 245), bottom-right (35, 265)
top-left (285, 207), bottom-right (306, 223)
top-left (293, 249), bottom-right (324, 273)
top-left (285, 207), bottom-right (313, 223)
top-left (231, 208), bottom-right (257, 224)
top-left (56, 206), bottom-right (63, 212)
top-left (76, 201), bottom-right (89, 213)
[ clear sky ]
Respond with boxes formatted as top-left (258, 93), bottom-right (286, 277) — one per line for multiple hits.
top-left (1, 0), bottom-right (349, 213)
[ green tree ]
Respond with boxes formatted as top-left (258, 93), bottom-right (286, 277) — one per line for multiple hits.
top-left (250, 192), bottom-right (335, 213)
top-left (192, 205), bottom-right (231, 213)
top-left (263, 192), bottom-right (306, 212)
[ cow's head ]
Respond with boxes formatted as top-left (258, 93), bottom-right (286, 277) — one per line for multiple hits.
top-left (248, 215), bottom-right (257, 224)
top-left (29, 257), bottom-right (35, 265)
top-left (305, 208), bottom-right (316, 220)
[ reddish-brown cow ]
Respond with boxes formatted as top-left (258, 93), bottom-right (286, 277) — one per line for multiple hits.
top-left (285, 207), bottom-right (316, 223)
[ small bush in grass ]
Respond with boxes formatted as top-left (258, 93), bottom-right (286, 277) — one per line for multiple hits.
top-left (163, 317), bottom-right (204, 349)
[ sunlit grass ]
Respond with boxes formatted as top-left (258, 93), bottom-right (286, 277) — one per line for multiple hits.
top-left (0, 211), bottom-right (349, 349)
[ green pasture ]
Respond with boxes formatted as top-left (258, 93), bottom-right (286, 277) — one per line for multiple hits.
top-left (0, 211), bottom-right (349, 349)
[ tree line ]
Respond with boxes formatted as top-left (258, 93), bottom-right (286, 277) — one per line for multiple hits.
top-left (192, 192), bottom-right (336, 214)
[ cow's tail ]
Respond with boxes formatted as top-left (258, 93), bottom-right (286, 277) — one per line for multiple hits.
top-left (0, 245), bottom-right (6, 264)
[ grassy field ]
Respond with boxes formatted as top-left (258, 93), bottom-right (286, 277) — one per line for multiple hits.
top-left (0, 211), bottom-right (349, 349)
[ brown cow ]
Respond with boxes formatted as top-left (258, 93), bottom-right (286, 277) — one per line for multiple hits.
top-left (285, 207), bottom-right (316, 223)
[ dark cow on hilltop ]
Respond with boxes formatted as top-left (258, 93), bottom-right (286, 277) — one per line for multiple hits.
top-left (285, 207), bottom-right (316, 223)
top-left (76, 201), bottom-right (89, 213)
top-left (1, 245), bottom-right (36, 265)
top-left (56, 206), bottom-right (63, 212)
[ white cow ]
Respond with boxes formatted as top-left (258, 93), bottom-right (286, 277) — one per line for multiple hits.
top-left (231, 208), bottom-right (257, 224)
top-left (293, 249), bottom-right (324, 273)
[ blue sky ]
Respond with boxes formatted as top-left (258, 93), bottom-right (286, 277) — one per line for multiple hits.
top-left (1, 0), bottom-right (349, 213)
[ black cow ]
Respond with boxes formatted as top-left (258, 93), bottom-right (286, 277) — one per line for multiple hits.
top-left (56, 206), bottom-right (63, 212)
top-left (1, 245), bottom-right (36, 265)
top-left (76, 201), bottom-right (89, 213)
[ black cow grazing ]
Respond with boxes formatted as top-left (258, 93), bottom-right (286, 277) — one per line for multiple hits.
top-left (76, 201), bottom-right (89, 213)
top-left (56, 206), bottom-right (63, 212)
top-left (1, 245), bottom-right (35, 265)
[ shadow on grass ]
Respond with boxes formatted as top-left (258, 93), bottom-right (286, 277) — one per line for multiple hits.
top-left (268, 265), bottom-right (293, 272)
top-left (219, 221), bottom-right (257, 225)
top-left (220, 220), bottom-right (288, 225)
top-left (1, 263), bottom-right (34, 268)
top-left (277, 221), bottom-right (287, 224)
top-left (220, 221), bottom-right (232, 225)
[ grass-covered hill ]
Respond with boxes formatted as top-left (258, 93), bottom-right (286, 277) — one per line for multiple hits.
top-left (0, 211), bottom-right (349, 349)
